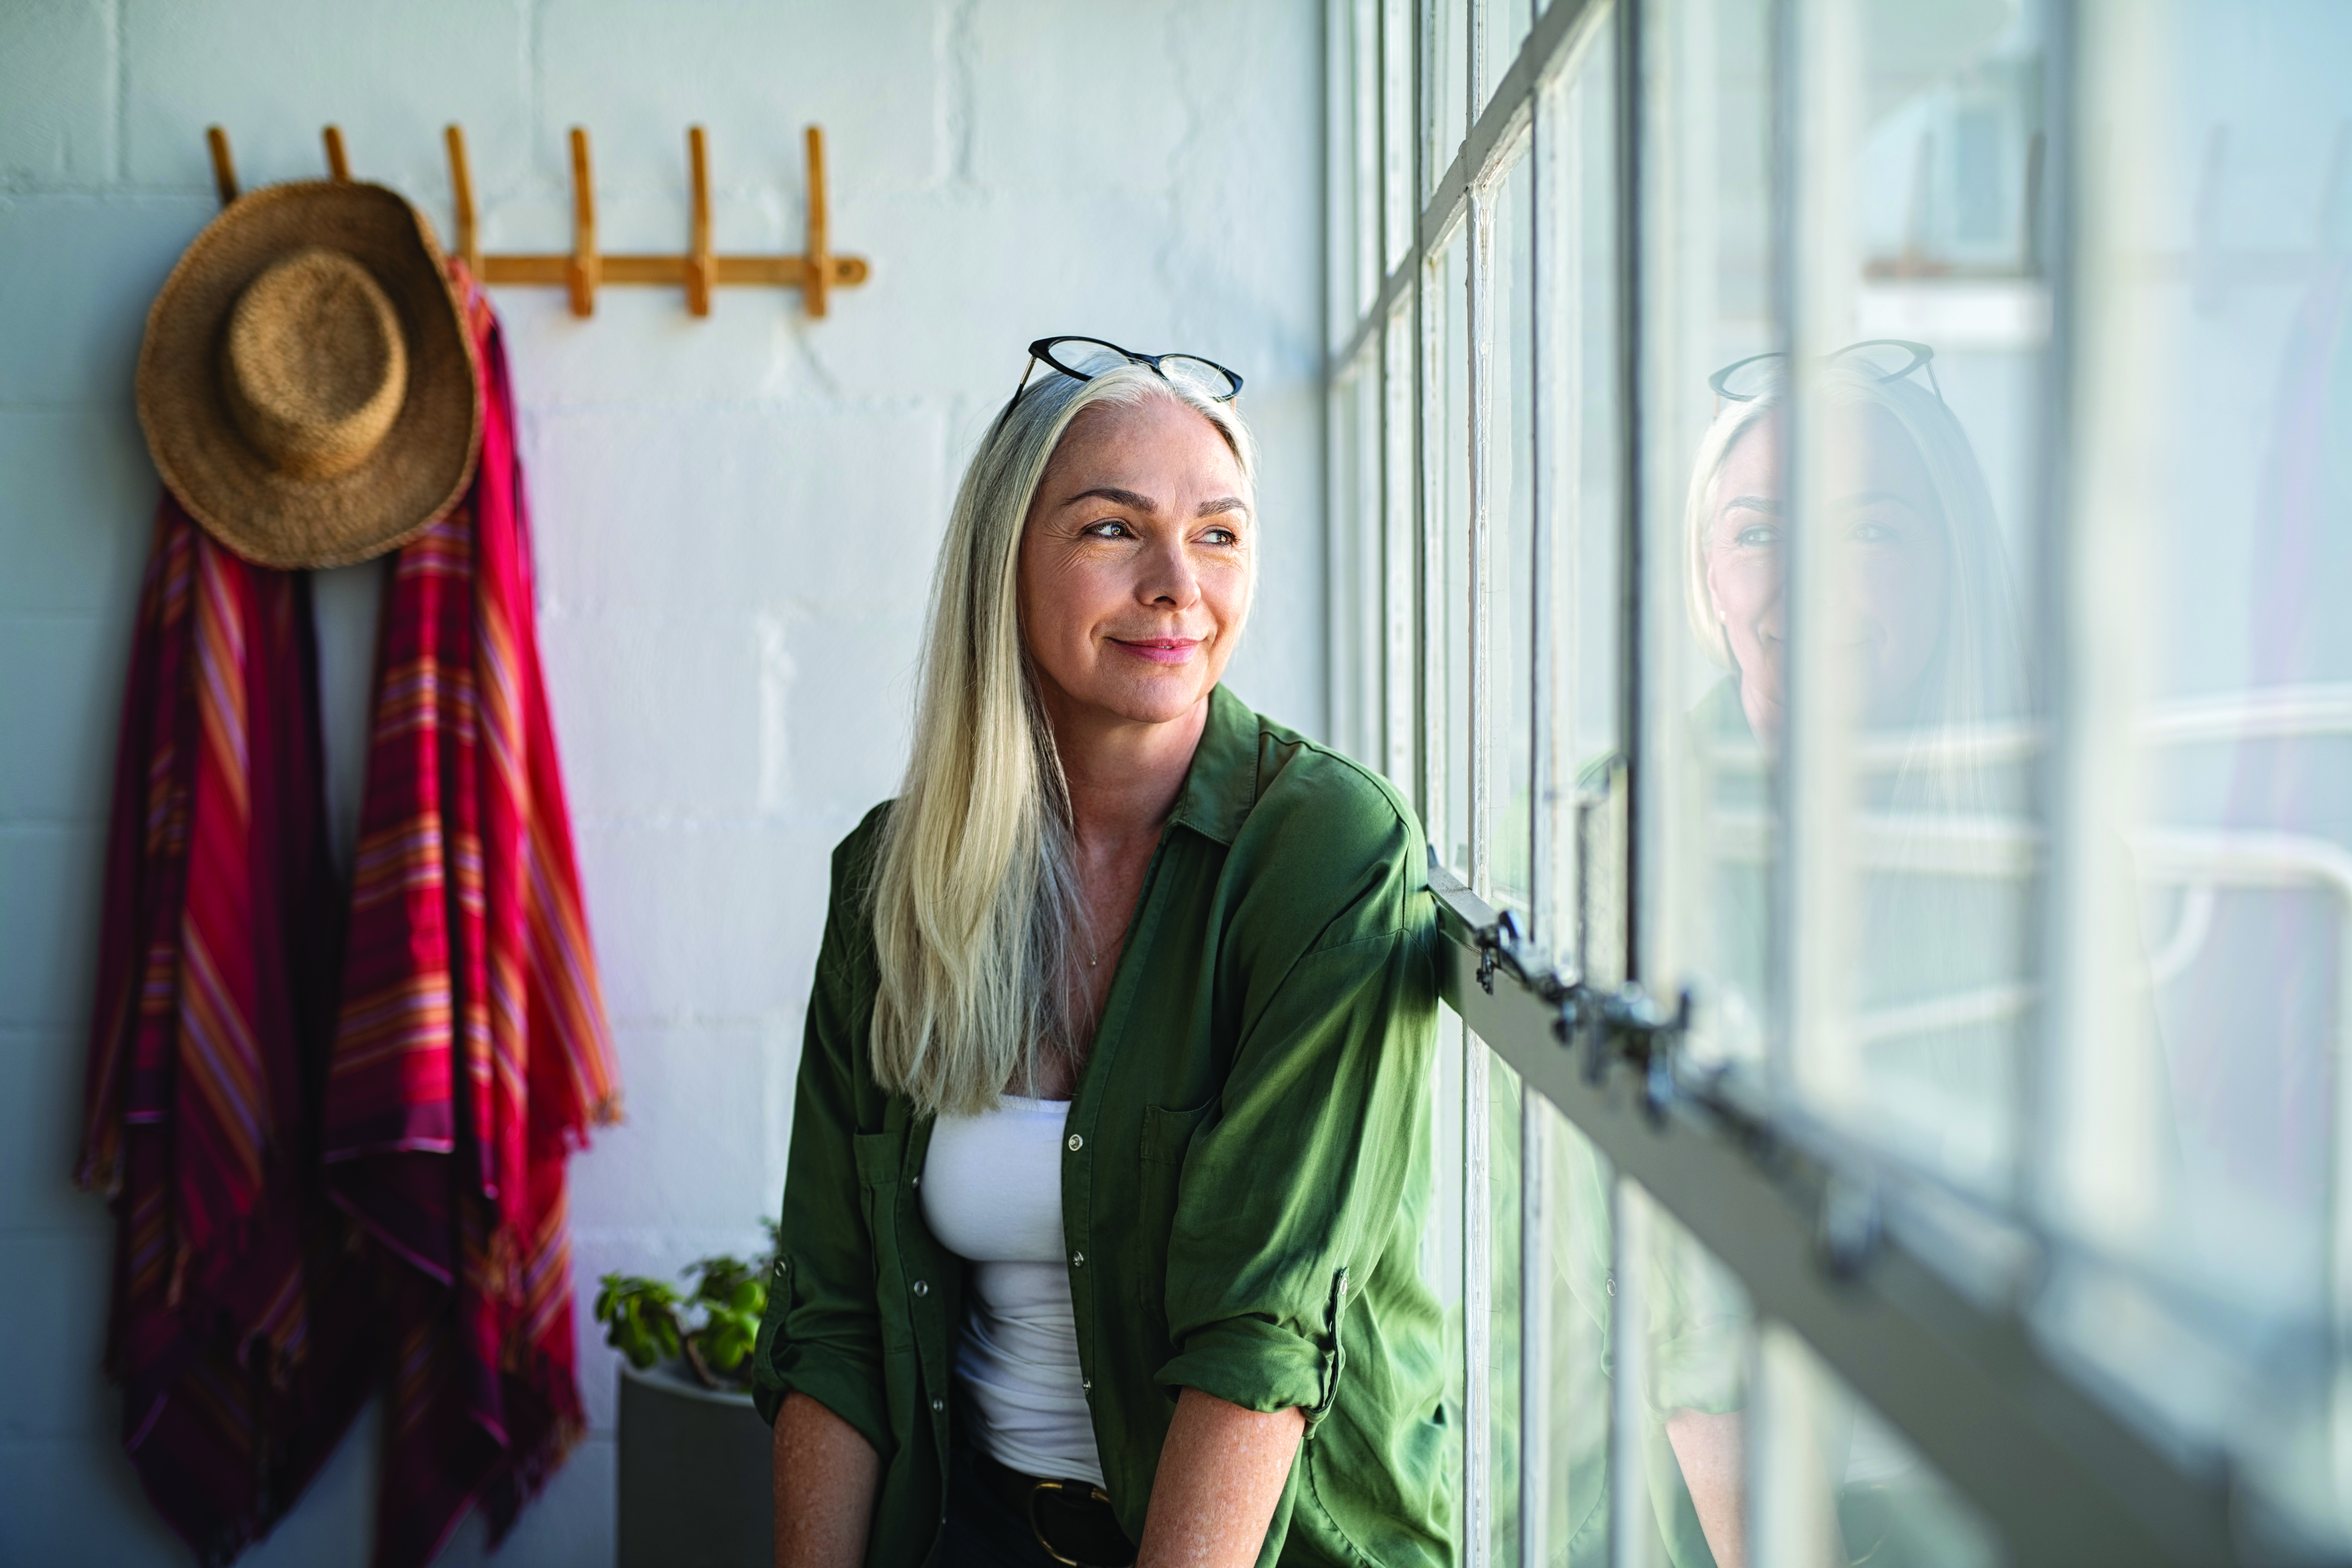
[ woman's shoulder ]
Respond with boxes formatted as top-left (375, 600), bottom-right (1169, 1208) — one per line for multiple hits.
top-left (1230, 708), bottom-right (1428, 937)
top-left (833, 798), bottom-right (895, 876)
top-left (814, 801), bottom-right (895, 966)
top-left (1249, 713), bottom-right (1421, 850)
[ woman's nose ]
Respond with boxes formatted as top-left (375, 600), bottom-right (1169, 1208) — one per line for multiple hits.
top-left (1138, 541), bottom-right (1201, 607)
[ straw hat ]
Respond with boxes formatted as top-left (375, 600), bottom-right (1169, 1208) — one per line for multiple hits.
top-left (136, 180), bottom-right (482, 570)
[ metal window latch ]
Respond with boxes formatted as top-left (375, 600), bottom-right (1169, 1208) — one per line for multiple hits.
top-left (1472, 909), bottom-right (1525, 996)
top-left (1551, 978), bottom-right (1694, 1124)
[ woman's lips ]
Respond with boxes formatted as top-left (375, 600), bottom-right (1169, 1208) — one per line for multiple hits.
top-left (1109, 637), bottom-right (1204, 666)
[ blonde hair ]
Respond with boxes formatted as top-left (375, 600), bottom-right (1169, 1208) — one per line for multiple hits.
top-left (868, 362), bottom-right (1257, 1117)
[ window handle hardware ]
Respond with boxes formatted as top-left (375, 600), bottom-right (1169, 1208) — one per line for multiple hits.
top-left (1430, 855), bottom-right (1691, 1120)
top-left (1548, 979), bottom-right (1694, 1124)
top-left (1817, 1172), bottom-right (1884, 1281)
top-left (1471, 908), bottom-right (1526, 996)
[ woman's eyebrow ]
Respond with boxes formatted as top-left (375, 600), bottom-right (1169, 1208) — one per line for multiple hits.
top-left (1064, 485), bottom-right (1158, 512)
top-left (1198, 496), bottom-right (1249, 517)
top-left (1722, 495), bottom-right (1781, 516)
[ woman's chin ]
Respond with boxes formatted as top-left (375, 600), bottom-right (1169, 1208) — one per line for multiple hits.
top-left (1073, 675), bottom-right (1212, 729)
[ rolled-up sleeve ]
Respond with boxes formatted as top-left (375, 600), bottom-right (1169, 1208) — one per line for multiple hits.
top-left (751, 835), bottom-right (892, 1457)
top-left (1153, 800), bottom-right (1437, 1423)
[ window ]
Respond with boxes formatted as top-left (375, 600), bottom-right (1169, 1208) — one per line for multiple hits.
top-left (1325, 0), bottom-right (2352, 1560)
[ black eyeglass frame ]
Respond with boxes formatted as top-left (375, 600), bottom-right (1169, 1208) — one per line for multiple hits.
top-left (1707, 338), bottom-right (1943, 406)
top-left (1005, 335), bottom-right (1246, 410)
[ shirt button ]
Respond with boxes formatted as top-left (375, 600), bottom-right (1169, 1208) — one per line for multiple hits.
top-left (1067, 1133), bottom-right (1084, 1153)
top-left (931, 1397), bottom-right (945, 1414)
top-left (1071, 1252), bottom-right (1085, 1268)
top-left (912, 1279), bottom-right (930, 1298)
top-left (1081, 1378), bottom-right (1092, 1392)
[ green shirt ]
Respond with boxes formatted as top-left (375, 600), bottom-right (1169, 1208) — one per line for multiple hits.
top-left (752, 684), bottom-right (1452, 1568)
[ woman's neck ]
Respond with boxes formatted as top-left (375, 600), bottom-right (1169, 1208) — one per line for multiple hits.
top-left (1043, 688), bottom-right (1211, 852)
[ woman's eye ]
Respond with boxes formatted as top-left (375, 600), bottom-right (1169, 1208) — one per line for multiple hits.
top-left (1082, 519), bottom-right (1132, 539)
top-left (1849, 519), bottom-right (1897, 544)
top-left (1199, 527), bottom-right (1239, 547)
top-left (1734, 524), bottom-right (1780, 548)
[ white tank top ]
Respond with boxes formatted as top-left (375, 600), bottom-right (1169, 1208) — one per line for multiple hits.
top-left (920, 1095), bottom-right (1104, 1485)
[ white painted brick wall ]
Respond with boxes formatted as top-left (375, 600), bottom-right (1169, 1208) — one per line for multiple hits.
top-left (0, 2), bottom-right (1326, 1562)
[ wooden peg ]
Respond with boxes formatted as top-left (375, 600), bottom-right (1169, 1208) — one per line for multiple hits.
top-left (324, 125), bottom-right (350, 182)
top-left (803, 124), bottom-right (830, 319)
top-left (686, 126), bottom-right (714, 317)
top-left (567, 126), bottom-right (598, 317)
top-left (206, 125), bottom-right (239, 207)
top-left (444, 124), bottom-right (482, 275)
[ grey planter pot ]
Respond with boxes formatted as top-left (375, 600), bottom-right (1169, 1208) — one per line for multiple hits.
top-left (615, 1358), bottom-right (774, 1568)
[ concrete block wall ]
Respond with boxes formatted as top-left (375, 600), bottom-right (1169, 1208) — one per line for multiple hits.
top-left (0, 2), bottom-right (1326, 1562)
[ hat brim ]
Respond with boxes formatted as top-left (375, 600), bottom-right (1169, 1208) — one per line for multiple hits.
top-left (137, 181), bottom-right (482, 572)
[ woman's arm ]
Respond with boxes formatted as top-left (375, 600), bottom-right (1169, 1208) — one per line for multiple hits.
top-left (1665, 1407), bottom-right (1748, 1568)
top-left (1137, 1388), bottom-right (1305, 1568)
top-left (773, 1391), bottom-right (882, 1568)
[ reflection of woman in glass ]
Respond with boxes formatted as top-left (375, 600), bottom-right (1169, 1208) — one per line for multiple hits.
top-left (1654, 342), bottom-right (2030, 1568)
top-left (1683, 340), bottom-right (2035, 1130)
top-left (1683, 341), bottom-right (2026, 779)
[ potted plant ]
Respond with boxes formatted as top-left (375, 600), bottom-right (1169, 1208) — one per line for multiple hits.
top-left (595, 1223), bottom-right (779, 1567)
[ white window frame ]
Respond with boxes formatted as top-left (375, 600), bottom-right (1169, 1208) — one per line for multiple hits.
top-left (1321, 2), bottom-right (2257, 1563)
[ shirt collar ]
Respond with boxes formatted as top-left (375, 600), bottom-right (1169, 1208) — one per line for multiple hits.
top-left (1165, 684), bottom-right (1259, 847)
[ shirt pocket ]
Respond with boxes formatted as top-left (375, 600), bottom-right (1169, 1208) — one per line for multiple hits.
top-left (854, 1128), bottom-right (914, 1349)
top-left (1135, 1099), bottom-right (1217, 1335)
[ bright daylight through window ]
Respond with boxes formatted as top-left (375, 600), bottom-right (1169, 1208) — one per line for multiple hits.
top-left (1325, 0), bottom-right (2352, 1563)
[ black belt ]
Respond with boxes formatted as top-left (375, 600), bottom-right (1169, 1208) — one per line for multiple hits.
top-left (971, 1450), bottom-right (1136, 1568)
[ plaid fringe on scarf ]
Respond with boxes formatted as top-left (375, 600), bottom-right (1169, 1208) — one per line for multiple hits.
top-left (79, 269), bottom-right (619, 1567)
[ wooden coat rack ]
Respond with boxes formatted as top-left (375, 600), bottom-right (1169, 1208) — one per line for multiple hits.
top-left (204, 122), bottom-right (870, 319)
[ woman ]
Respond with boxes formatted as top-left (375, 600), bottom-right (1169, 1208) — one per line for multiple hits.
top-left (752, 338), bottom-right (1449, 1568)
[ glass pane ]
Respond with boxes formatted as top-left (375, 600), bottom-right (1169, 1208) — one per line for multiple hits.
top-left (1425, 1007), bottom-right (1469, 1556)
top-left (1432, 224), bottom-right (1473, 873)
top-left (1754, 1325), bottom-right (2007, 1568)
top-left (1428, 0), bottom-right (1470, 195)
top-left (1351, 0), bottom-right (1382, 327)
top-left (1483, 0), bottom-right (1535, 119)
top-left (1330, 0), bottom-right (1364, 348)
top-left (1386, 300), bottom-right (1419, 793)
top-left (1385, 0), bottom-right (1416, 276)
top-left (1777, 1), bottom-right (2050, 1195)
top-left (2039, 0), bottom-right (2352, 1545)
top-left (1532, 1100), bottom-right (1614, 1566)
top-left (1492, 148), bottom-right (1538, 918)
top-left (1641, 0), bottom-right (1777, 1075)
top-left (1330, 354), bottom-right (1383, 765)
top-left (1618, 1181), bottom-right (1756, 1568)
top-left (1539, 17), bottom-right (1623, 971)
top-left (1483, 1047), bottom-right (1524, 1568)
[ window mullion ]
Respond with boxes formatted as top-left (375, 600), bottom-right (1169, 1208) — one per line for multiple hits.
top-left (1463, 179), bottom-right (1499, 1568)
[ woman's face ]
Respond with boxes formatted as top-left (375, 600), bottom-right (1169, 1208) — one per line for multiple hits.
top-left (1704, 406), bottom-right (1950, 738)
top-left (1018, 395), bottom-right (1253, 732)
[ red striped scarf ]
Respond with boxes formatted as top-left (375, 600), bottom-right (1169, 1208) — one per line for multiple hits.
top-left (80, 268), bottom-right (618, 1566)
top-left (77, 501), bottom-right (371, 1560)
top-left (322, 269), bottom-right (621, 1568)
